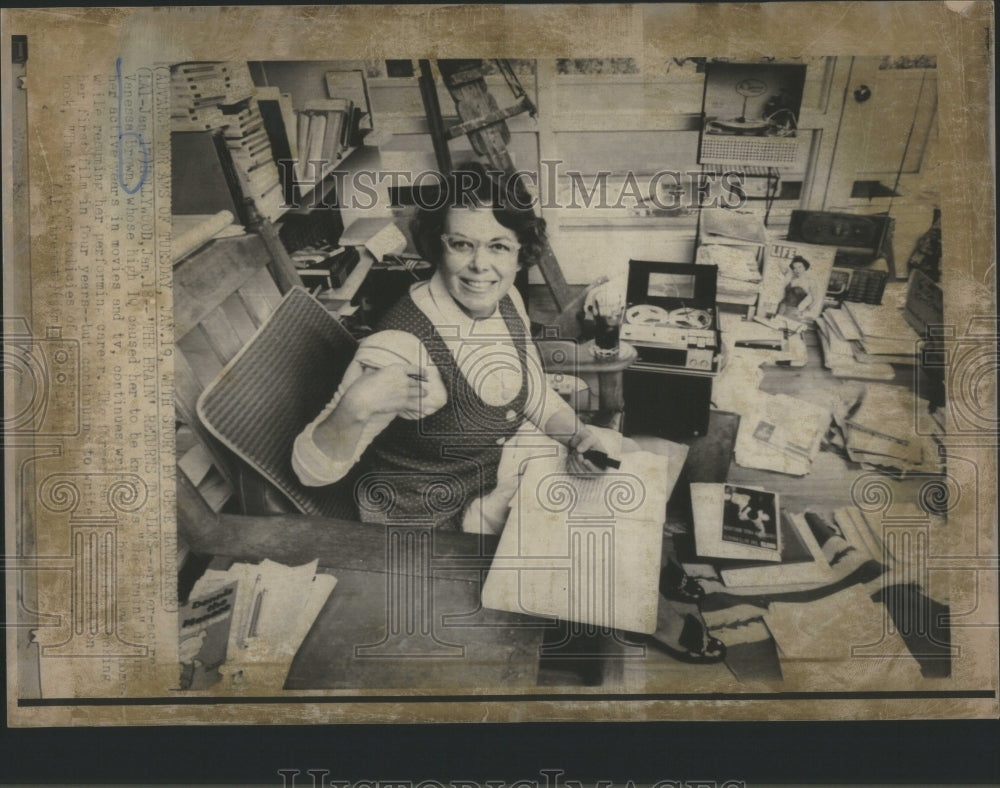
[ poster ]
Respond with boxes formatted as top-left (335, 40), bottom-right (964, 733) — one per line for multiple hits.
top-left (2, 3), bottom-right (996, 728)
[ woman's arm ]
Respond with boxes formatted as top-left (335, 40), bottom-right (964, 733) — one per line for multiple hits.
top-left (293, 363), bottom-right (427, 486)
top-left (542, 406), bottom-right (610, 474)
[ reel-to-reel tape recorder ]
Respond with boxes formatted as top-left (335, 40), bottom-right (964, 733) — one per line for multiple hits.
top-left (621, 259), bottom-right (722, 439)
top-left (621, 304), bottom-right (717, 371)
top-left (620, 261), bottom-right (721, 373)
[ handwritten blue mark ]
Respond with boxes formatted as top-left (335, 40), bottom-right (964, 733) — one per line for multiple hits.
top-left (116, 57), bottom-right (149, 194)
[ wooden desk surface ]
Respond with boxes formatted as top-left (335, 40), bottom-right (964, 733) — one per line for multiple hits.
top-left (197, 514), bottom-right (550, 690)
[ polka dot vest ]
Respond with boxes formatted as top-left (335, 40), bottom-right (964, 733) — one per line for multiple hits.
top-left (356, 293), bottom-right (530, 529)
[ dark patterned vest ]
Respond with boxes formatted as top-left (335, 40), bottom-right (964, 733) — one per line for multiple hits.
top-left (355, 293), bottom-right (530, 529)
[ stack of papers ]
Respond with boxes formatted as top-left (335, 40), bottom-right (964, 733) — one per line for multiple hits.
top-left (697, 208), bottom-right (767, 305)
top-left (696, 244), bottom-right (762, 303)
top-left (841, 301), bottom-right (920, 364)
top-left (837, 384), bottom-right (943, 475)
top-left (734, 392), bottom-right (831, 475)
top-left (180, 559), bottom-right (337, 692)
top-left (816, 307), bottom-right (896, 379)
top-left (482, 450), bottom-right (672, 634)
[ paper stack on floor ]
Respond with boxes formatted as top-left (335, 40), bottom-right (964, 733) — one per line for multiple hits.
top-left (685, 506), bottom-right (885, 597)
top-left (840, 299), bottom-right (920, 365)
top-left (816, 307), bottom-right (896, 379)
top-left (697, 208), bottom-right (767, 306)
top-left (180, 559), bottom-right (337, 692)
top-left (836, 383), bottom-right (943, 475)
top-left (696, 243), bottom-right (763, 304)
top-left (734, 392), bottom-right (831, 475)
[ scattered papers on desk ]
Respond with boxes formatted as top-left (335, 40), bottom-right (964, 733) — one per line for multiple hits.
top-left (734, 392), bottom-right (831, 475)
top-left (831, 383), bottom-right (943, 475)
top-left (691, 483), bottom-right (781, 562)
top-left (718, 313), bottom-right (808, 367)
top-left (180, 559), bottom-right (337, 692)
top-left (482, 450), bottom-right (671, 634)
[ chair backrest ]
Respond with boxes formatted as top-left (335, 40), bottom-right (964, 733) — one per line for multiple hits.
top-left (196, 287), bottom-right (360, 518)
top-left (174, 231), bottom-right (297, 536)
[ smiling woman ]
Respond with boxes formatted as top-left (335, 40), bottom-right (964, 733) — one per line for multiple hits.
top-left (292, 163), bottom-right (610, 532)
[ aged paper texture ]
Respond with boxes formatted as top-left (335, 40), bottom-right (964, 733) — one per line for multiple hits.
top-left (2, 3), bottom-right (997, 725)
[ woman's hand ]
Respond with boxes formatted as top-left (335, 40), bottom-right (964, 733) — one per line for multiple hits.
top-left (341, 363), bottom-right (427, 421)
top-left (565, 424), bottom-right (608, 474)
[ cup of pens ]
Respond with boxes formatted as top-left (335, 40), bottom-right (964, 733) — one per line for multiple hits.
top-left (588, 286), bottom-right (625, 360)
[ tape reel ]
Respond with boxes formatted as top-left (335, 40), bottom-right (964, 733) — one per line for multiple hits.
top-left (666, 307), bottom-right (712, 329)
top-left (625, 305), bottom-right (672, 325)
top-left (625, 304), bottom-right (712, 329)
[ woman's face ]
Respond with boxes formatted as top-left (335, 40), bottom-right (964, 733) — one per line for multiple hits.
top-left (791, 260), bottom-right (808, 276)
top-left (439, 207), bottom-right (521, 319)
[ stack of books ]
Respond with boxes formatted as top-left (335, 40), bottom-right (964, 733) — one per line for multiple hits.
top-left (255, 87), bottom-right (299, 205)
top-left (170, 61), bottom-right (255, 132)
top-left (220, 98), bottom-right (283, 221)
top-left (171, 62), bottom-right (285, 221)
top-left (295, 99), bottom-right (362, 183)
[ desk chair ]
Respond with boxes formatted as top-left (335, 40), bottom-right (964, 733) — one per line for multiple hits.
top-left (196, 287), bottom-right (360, 519)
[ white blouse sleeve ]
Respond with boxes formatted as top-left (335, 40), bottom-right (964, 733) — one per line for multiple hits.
top-left (291, 330), bottom-right (447, 487)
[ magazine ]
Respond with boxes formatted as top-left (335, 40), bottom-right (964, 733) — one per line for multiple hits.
top-left (691, 483), bottom-right (782, 562)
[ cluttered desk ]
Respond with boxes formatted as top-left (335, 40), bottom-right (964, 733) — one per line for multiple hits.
top-left (176, 187), bottom-right (948, 694)
top-left (181, 317), bottom-right (948, 692)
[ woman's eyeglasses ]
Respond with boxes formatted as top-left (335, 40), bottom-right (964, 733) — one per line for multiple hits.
top-left (441, 234), bottom-right (521, 261)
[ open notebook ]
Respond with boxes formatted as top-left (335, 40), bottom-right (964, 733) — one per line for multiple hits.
top-left (481, 450), bottom-right (672, 634)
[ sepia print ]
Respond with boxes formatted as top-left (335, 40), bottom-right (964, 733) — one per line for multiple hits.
top-left (1, 3), bottom-right (996, 725)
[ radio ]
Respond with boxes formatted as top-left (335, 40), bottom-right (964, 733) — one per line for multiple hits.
top-left (787, 210), bottom-right (895, 276)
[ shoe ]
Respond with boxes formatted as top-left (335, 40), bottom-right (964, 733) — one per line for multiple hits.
top-left (647, 614), bottom-right (727, 665)
top-left (661, 556), bottom-right (706, 603)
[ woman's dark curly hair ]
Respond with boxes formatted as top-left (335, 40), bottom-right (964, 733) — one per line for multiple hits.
top-left (410, 161), bottom-right (547, 269)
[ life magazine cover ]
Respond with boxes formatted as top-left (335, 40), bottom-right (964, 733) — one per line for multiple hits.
top-left (2, 3), bottom-right (997, 726)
